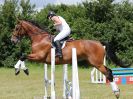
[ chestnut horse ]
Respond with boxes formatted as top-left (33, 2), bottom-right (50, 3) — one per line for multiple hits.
top-left (11, 20), bottom-right (129, 99)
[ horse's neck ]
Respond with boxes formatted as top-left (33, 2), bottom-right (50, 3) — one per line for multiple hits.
top-left (26, 26), bottom-right (42, 37)
top-left (23, 21), bottom-right (51, 48)
top-left (30, 33), bottom-right (51, 46)
top-left (24, 24), bottom-right (48, 43)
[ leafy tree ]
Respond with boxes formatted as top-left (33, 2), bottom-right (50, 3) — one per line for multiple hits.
top-left (0, 0), bottom-right (36, 67)
top-left (0, 0), bottom-right (18, 67)
top-left (19, 0), bottom-right (36, 19)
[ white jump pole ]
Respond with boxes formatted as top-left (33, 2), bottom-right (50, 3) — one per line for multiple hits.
top-left (72, 48), bottom-right (80, 99)
top-left (102, 46), bottom-right (106, 83)
top-left (63, 64), bottom-right (68, 99)
top-left (63, 48), bottom-right (80, 99)
top-left (44, 64), bottom-right (48, 98)
top-left (51, 48), bottom-right (56, 99)
top-left (44, 48), bottom-right (56, 99)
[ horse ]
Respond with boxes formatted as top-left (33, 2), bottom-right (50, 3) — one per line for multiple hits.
top-left (11, 20), bottom-right (129, 99)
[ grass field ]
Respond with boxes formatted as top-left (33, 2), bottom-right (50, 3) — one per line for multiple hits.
top-left (0, 63), bottom-right (133, 99)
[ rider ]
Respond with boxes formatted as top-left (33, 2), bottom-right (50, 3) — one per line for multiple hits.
top-left (47, 11), bottom-right (71, 58)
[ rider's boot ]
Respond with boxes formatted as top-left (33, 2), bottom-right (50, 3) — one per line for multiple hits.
top-left (54, 40), bottom-right (63, 58)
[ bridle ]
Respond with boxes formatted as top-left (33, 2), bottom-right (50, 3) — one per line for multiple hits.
top-left (13, 24), bottom-right (23, 42)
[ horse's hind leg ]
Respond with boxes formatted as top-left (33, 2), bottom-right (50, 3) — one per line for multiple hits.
top-left (96, 65), bottom-right (120, 99)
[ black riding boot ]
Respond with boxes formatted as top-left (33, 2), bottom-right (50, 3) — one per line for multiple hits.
top-left (54, 40), bottom-right (63, 58)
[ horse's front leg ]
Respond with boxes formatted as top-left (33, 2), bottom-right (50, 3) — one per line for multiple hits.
top-left (15, 53), bottom-right (43, 76)
top-left (19, 53), bottom-right (44, 62)
top-left (15, 53), bottom-right (45, 76)
top-left (27, 53), bottom-right (44, 61)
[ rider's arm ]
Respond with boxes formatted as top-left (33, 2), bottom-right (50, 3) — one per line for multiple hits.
top-left (51, 16), bottom-right (62, 26)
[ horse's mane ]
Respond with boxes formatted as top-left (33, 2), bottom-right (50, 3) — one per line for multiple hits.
top-left (25, 19), bottom-right (49, 32)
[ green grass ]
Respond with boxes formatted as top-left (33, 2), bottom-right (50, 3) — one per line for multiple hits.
top-left (0, 63), bottom-right (133, 99)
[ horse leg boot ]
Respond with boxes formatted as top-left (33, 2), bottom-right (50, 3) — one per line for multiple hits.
top-left (14, 60), bottom-right (21, 75)
top-left (54, 40), bottom-right (63, 58)
top-left (14, 53), bottom-right (29, 76)
top-left (105, 67), bottom-right (120, 99)
top-left (14, 60), bottom-right (29, 76)
top-left (14, 52), bottom-right (27, 75)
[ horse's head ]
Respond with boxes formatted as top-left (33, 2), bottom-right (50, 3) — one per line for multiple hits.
top-left (11, 20), bottom-right (50, 44)
top-left (11, 20), bottom-right (26, 44)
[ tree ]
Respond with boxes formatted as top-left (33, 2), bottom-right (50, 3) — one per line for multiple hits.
top-left (0, 0), bottom-right (18, 67)
top-left (19, 0), bottom-right (36, 19)
top-left (0, 0), bottom-right (36, 67)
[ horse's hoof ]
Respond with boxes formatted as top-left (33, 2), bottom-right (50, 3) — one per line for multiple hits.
top-left (23, 68), bottom-right (29, 75)
top-left (15, 68), bottom-right (20, 75)
top-left (114, 89), bottom-right (120, 99)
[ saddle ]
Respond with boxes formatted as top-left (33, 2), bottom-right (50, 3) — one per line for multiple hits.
top-left (51, 36), bottom-right (74, 49)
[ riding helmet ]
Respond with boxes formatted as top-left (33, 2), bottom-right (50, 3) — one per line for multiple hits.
top-left (47, 11), bottom-right (56, 19)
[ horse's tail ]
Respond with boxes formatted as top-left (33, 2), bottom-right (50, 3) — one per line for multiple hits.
top-left (101, 42), bottom-right (131, 68)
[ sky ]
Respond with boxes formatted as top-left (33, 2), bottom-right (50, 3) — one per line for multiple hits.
top-left (0, 0), bottom-right (133, 11)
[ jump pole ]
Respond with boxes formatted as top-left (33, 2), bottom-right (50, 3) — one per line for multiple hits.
top-left (63, 64), bottom-right (68, 99)
top-left (44, 48), bottom-right (80, 99)
top-left (44, 64), bottom-right (48, 98)
top-left (72, 48), bottom-right (80, 99)
top-left (63, 48), bottom-right (80, 99)
top-left (44, 48), bottom-right (55, 99)
top-left (51, 48), bottom-right (56, 99)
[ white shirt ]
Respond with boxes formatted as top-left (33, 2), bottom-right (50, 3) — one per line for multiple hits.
top-left (55, 16), bottom-right (70, 31)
